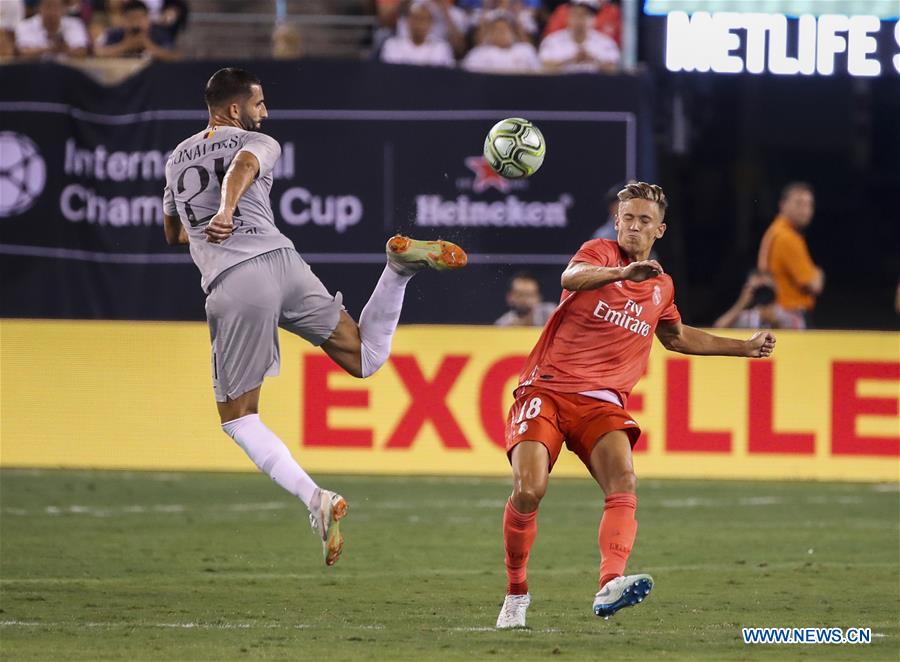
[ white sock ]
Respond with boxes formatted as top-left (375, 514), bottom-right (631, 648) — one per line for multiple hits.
top-left (358, 265), bottom-right (413, 377)
top-left (222, 414), bottom-right (319, 510)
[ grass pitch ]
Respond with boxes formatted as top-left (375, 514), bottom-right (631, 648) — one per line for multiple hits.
top-left (1, 470), bottom-right (898, 660)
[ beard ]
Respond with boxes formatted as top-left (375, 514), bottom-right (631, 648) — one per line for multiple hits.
top-left (238, 110), bottom-right (261, 132)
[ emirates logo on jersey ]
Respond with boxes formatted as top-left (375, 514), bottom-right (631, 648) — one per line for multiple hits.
top-left (593, 299), bottom-right (652, 337)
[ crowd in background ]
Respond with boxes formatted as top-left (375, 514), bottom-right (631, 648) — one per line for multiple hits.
top-left (0, 0), bottom-right (187, 60)
top-left (375, 0), bottom-right (622, 73)
top-left (0, 0), bottom-right (626, 74)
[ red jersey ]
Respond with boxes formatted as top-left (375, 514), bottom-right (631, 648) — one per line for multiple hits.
top-left (517, 239), bottom-right (680, 406)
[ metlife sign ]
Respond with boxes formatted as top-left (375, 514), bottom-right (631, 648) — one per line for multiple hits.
top-left (662, 11), bottom-right (900, 76)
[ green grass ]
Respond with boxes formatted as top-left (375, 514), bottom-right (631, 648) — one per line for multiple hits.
top-left (1, 470), bottom-right (898, 660)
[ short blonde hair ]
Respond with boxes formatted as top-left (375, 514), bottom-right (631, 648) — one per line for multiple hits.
top-left (617, 181), bottom-right (668, 218)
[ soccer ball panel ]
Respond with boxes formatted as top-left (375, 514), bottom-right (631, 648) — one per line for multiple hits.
top-left (493, 136), bottom-right (517, 159)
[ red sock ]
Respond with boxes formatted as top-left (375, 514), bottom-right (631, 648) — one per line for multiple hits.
top-left (503, 499), bottom-right (537, 595)
top-left (598, 492), bottom-right (638, 589)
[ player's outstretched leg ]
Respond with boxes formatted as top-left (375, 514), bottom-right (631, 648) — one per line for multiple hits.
top-left (588, 430), bottom-right (650, 617)
top-left (219, 388), bottom-right (348, 566)
top-left (322, 235), bottom-right (466, 379)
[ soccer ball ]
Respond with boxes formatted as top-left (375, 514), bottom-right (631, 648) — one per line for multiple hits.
top-left (483, 118), bottom-right (545, 179)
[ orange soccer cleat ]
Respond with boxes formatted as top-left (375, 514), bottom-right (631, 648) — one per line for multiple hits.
top-left (386, 235), bottom-right (468, 275)
top-left (309, 489), bottom-right (349, 567)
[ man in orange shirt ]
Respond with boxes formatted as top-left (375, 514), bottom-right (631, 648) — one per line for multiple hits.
top-left (495, 182), bottom-right (776, 629)
top-left (756, 182), bottom-right (824, 327)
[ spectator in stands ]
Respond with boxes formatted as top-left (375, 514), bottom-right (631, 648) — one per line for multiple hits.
top-left (463, 0), bottom-right (540, 40)
top-left (14, 0), bottom-right (89, 58)
top-left (0, 0), bottom-right (24, 57)
top-left (272, 23), bottom-right (303, 59)
top-left (65, 0), bottom-right (92, 25)
top-left (91, 0), bottom-right (185, 42)
top-left (543, 0), bottom-right (620, 46)
top-left (495, 272), bottom-right (558, 327)
top-left (714, 272), bottom-right (803, 330)
top-left (380, 0), bottom-right (455, 67)
top-left (375, 0), bottom-right (404, 31)
top-left (430, 0), bottom-right (467, 56)
top-left (94, 0), bottom-right (180, 60)
top-left (538, 0), bottom-right (619, 72)
top-left (156, 0), bottom-right (188, 41)
top-left (462, 10), bottom-right (539, 73)
top-left (390, 0), bottom-right (467, 57)
top-left (756, 182), bottom-right (823, 328)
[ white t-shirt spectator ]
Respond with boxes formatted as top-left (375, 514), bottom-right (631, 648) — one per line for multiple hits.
top-left (538, 28), bottom-right (620, 71)
top-left (14, 14), bottom-right (89, 51)
top-left (381, 36), bottom-right (455, 67)
top-left (0, 0), bottom-right (24, 31)
top-left (462, 42), bottom-right (540, 73)
top-left (398, 4), bottom-right (468, 43)
top-left (469, 7), bottom-right (538, 36)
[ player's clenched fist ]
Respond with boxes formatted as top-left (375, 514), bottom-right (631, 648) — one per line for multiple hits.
top-left (745, 331), bottom-right (776, 358)
top-left (622, 259), bottom-right (664, 282)
top-left (206, 209), bottom-right (234, 243)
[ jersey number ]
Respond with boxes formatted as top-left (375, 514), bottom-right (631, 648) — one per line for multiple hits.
top-left (514, 398), bottom-right (543, 424)
top-left (176, 157), bottom-right (242, 227)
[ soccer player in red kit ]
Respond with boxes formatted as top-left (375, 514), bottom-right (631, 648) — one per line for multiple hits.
top-left (495, 182), bottom-right (776, 628)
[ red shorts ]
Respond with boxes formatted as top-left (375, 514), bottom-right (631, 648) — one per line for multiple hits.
top-left (505, 386), bottom-right (642, 471)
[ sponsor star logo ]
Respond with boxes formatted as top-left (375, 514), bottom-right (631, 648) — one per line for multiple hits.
top-left (464, 155), bottom-right (510, 194)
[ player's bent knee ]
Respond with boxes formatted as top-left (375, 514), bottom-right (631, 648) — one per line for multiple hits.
top-left (344, 359), bottom-right (365, 379)
top-left (511, 482), bottom-right (547, 512)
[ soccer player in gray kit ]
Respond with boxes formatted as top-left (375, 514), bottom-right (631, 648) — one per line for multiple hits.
top-left (163, 68), bottom-right (467, 566)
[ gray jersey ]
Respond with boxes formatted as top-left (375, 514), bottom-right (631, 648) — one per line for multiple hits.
top-left (163, 126), bottom-right (294, 292)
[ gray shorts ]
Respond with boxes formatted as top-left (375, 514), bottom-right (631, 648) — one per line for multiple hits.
top-left (205, 248), bottom-right (343, 402)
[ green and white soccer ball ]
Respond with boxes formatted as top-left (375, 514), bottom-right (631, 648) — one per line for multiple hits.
top-left (483, 117), bottom-right (545, 179)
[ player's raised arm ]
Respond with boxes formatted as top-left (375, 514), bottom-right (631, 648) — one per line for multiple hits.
top-left (655, 320), bottom-right (776, 359)
top-left (205, 151), bottom-right (260, 244)
top-left (561, 259), bottom-right (664, 291)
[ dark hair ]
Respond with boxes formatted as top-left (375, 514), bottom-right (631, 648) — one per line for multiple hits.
top-left (204, 68), bottom-right (261, 110)
top-left (508, 271), bottom-right (540, 289)
top-left (122, 0), bottom-right (149, 13)
top-left (780, 181), bottom-right (814, 202)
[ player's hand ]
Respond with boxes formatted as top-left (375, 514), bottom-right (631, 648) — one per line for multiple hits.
top-left (746, 330), bottom-right (776, 358)
top-left (205, 210), bottom-right (234, 243)
top-left (621, 260), bottom-right (664, 283)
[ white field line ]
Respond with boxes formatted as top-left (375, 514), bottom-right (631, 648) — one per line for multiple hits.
top-left (2, 560), bottom-right (896, 586)
top-left (0, 619), bottom-right (384, 631)
top-left (658, 495), bottom-right (868, 508)
top-left (0, 502), bottom-right (290, 517)
top-left (0, 620), bottom-right (891, 640)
